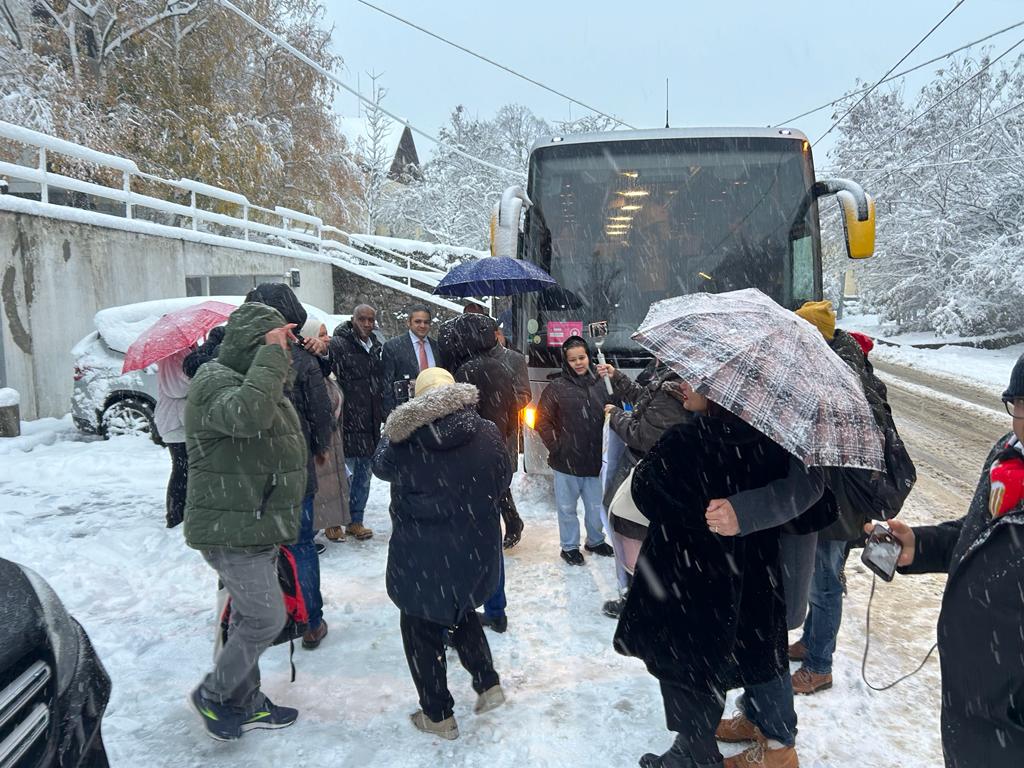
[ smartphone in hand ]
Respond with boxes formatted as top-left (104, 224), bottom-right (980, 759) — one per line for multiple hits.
top-left (861, 523), bottom-right (903, 582)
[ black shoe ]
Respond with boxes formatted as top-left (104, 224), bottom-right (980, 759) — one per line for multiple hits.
top-left (638, 737), bottom-right (695, 768)
top-left (241, 696), bottom-right (298, 732)
top-left (602, 595), bottom-right (627, 619)
top-left (315, 541), bottom-right (327, 555)
top-left (478, 612), bottom-right (508, 633)
top-left (502, 516), bottom-right (524, 549)
top-left (585, 541), bottom-right (615, 557)
top-left (189, 687), bottom-right (242, 742)
top-left (560, 548), bottom-right (585, 566)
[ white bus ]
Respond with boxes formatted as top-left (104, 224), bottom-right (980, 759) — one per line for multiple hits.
top-left (491, 127), bottom-right (876, 474)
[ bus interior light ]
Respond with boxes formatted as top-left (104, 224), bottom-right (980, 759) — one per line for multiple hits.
top-left (621, 204), bottom-right (643, 211)
top-left (617, 190), bottom-right (650, 197)
top-left (608, 216), bottom-right (632, 222)
top-left (621, 171), bottom-right (639, 178)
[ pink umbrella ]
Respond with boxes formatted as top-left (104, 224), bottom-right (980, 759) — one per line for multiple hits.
top-left (122, 301), bottom-right (236, 373)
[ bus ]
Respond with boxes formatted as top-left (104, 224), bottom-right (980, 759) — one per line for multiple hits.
top-left (490, 127), bottom-right (876, 474)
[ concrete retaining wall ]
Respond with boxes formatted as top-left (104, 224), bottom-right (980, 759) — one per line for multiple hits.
top-left (0, 210), bottom-right (334, 419)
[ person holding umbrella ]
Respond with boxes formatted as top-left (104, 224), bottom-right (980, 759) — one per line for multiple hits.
top-left (121, 300), bottom-right (235, 529)
top-left (615, 289), bottom-right (885, 768)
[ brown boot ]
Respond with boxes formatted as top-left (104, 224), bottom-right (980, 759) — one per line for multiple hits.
top-left (301, 620), bottom-right (328, 650)
top-left (410, 710), bottom-right (459, 740)
top-left (324, 526), bottom-right (346, 542)
top-left (787, 641), bottom-right (807, 662)
top-left (723, 743), bottom-right (799, 768)
top-left (716, 711), bottom-right (764, 744)
top-left (791, 665), bottom-right (832, 695)
top-left (347, 522), bottom-right (374, 541)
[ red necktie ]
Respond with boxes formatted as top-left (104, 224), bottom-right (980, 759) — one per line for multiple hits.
top-left (417, 339), bottom-right (429, 371)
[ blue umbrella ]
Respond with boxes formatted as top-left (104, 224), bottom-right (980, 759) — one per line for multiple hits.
top-left (433, 256), bottom-right (557, 298)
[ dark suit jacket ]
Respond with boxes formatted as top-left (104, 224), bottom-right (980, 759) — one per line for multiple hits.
top-left (381, 332), bottom-right (437, 414)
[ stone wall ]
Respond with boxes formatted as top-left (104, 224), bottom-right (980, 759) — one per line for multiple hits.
top-left (0, 210), bottom-right (334, 419)
top-left (331, 266), bottom-right (459, 337)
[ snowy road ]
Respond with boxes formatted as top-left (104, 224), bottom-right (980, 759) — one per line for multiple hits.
top-left (0, 362), bottom-right (1011, 768)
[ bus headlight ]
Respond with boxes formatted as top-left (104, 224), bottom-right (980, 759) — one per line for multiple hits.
top-left (522, 405), bottom-right (537, 430)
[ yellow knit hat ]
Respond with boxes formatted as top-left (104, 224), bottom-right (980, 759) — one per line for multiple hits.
top-left (415, 367), bottom-right (456, 397)
top-left (795, 300), bottom-right (836, 341)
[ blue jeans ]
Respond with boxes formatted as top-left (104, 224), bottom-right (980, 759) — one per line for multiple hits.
top-left (553, 471), bottom-right (606, 551)
top-left (483, 553), bottom-right (506, 620)
top-left (291, 494), bottom-right (323, 630)
top-left (346, 457), bottom-right (373, 525)
top-left (740, 674), bottom-right (798, 747)
top-left (800, 538), bottom-right (848, 674)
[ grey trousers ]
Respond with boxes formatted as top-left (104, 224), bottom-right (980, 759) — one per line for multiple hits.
top-left (200, 546), bottom-right (285, 710)
top-left (780, 532), bottom-right (817, 630)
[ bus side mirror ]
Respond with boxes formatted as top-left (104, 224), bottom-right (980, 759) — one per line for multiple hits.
top-left (815, 178), bottom-right (876, 260)
top-left (490, 185), bottom-right (532, 258)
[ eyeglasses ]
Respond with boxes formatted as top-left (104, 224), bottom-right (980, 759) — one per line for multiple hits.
top-left (1003, 399), bottom-right (1024, 418)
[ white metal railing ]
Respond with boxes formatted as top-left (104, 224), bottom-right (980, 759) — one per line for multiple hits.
top-left (0, 119), bottom-right (484, 306)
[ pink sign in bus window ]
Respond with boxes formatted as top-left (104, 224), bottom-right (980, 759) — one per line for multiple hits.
top-left (546, 321), bottom-right (583, 347)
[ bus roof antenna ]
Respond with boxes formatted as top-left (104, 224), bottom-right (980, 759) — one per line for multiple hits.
top-left (665, 77), bottom-right (670, 128)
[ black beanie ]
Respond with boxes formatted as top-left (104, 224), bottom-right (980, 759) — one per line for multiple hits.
top-left (1003, 353), bottom-right (1024, 402)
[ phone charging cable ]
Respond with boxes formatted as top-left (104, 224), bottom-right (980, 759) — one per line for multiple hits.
top-left (861, 573), bottom-right (939, 691)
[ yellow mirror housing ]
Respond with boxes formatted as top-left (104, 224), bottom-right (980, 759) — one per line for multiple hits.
top-left (837, 190), bottom-right (875, 259)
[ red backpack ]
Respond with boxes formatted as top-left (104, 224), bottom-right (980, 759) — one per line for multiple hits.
top-left (218, 545), bottom-right (308, 679)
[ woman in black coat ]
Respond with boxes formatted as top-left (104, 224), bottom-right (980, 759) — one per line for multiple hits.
top-left (372, 368), bottom-right (512, 740)
top-left (613, 381), bottom-right (796, 768)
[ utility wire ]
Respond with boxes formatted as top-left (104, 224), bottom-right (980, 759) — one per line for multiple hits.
top-left (355, 0), bottom-right (635, 129)
top-left (217, 0), bottom-right (526, 179)
top-left (852, 35), bottom-right (1024, 160)
top-left (863, 98), bottom-right (1024, 185)
top-left (819, 152), bottom-right (1024, 176)
top-left (774, 17), bottom-right (1024, 128)
top-left (813, 0), bottom-right (968, 146)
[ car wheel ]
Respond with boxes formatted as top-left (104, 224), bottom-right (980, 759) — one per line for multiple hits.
top-left (100, 398), bottom-right (159, 443)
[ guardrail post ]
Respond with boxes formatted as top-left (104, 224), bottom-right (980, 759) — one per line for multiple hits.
top-left (406, 252), bottom-right (411, 286)
top-left (316, 223), bottom-right (323, 254)
top-left (38, 147), bottom-right (48, 204)
top-left (190, 190), bottom-right (198, 231)
top-left (123, 171), bottom-right (132, 219)
top-left (242, 204), bottom-right (250, 241)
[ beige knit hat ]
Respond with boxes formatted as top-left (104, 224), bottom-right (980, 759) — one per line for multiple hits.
top-left (414, 367), bottom-right (456, 397)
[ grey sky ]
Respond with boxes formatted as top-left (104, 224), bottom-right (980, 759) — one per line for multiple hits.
top-left (326, 0), bottom-right (1021, 164)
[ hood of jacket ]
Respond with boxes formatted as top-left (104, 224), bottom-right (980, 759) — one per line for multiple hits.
top-left (560, 336), bottom-right (598, 385)
top-left (245, 282), bottom-right (307, 328)
top-left (382, 382), bottom-right (479, 446)
top-left (437, 314), bottom-right (498, 370)
top-left (216, 302), bottom-right (288, 375)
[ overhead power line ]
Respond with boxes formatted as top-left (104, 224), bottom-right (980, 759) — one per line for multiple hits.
top-left (216, 0), bottom-right (526, 179)
top-left (853, 35), bottom-right (1024, 159)
top-left (819, 152), bottom-right (1024, 176)
top-left (773, 18), bottom-right (1024, 128)
top-left (355, 0), bottom-right (635, 129)
top-left (813, 0), bottom-right (968, 146)
top-left (863, 98), bottom-right (1024, 185)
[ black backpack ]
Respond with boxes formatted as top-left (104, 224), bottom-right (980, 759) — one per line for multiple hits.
top-left (840, 407), bottom-right (917, 522)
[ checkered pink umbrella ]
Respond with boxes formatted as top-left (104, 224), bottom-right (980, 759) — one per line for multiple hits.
top-left (632, 289), bottom-right (884, 469)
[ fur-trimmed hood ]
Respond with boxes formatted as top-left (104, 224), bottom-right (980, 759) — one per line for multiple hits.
top-left (382, 382), bottom-right (480, 444)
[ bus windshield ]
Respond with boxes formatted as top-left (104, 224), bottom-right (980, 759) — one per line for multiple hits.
top-left (518, 136), bottom-right (821, 367)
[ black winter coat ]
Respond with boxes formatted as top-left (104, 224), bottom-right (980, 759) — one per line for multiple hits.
top-left (328, 322), bottom-right (385, 458)
top-left (183, 326), bottom-right (226, 379)
top-left (439, 314), bottom-right (521, 440)
top-left (821, 329), bottom-right (894, 540)
top-left (900, 433), bottom-right (1024, 768)
top-left (614, 416), bottom-right (791, 693)
top-left (245, 284), bottom-right (334, 495)
top-left (536, 340), bottom-right (614, 477)
top-left (372, 383), bottom-right (512, 626)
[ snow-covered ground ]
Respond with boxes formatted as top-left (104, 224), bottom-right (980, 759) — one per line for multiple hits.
top-left (0, 419), bottom-right (949, 767)
top-left (840, 313), bottom-right (1022, 394)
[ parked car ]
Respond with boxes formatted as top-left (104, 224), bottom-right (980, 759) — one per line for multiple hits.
top-left (71, 295), bottom-right (335, 443)
top-left (0, 558), bottom-right (111, 767)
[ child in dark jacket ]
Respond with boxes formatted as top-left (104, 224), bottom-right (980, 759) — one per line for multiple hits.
top-left (536, 337), bottom-right (615, 565)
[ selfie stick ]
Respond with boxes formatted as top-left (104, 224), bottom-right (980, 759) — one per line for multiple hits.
top-left (589, 321), bottom-right (615, 396)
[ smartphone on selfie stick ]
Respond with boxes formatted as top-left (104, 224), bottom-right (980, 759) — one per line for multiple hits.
top-left (861, 522), bottom-right (903, 582)
top-left (588, 321), bottom-right (615, 396)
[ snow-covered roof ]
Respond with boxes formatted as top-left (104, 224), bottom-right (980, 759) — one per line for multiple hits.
top-left (337, 116), bottom-right (406, 162)
top-left (92, 295), bottom-right (330, 353)
top-left (530, 126), bottom-right (810, 153)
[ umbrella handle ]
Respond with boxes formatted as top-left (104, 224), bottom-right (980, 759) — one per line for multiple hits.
top-left (596, 347), bottom-right (614, 396)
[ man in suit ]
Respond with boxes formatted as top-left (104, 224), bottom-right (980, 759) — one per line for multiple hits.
top-left (382, 303), bottom-right (437, 415)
